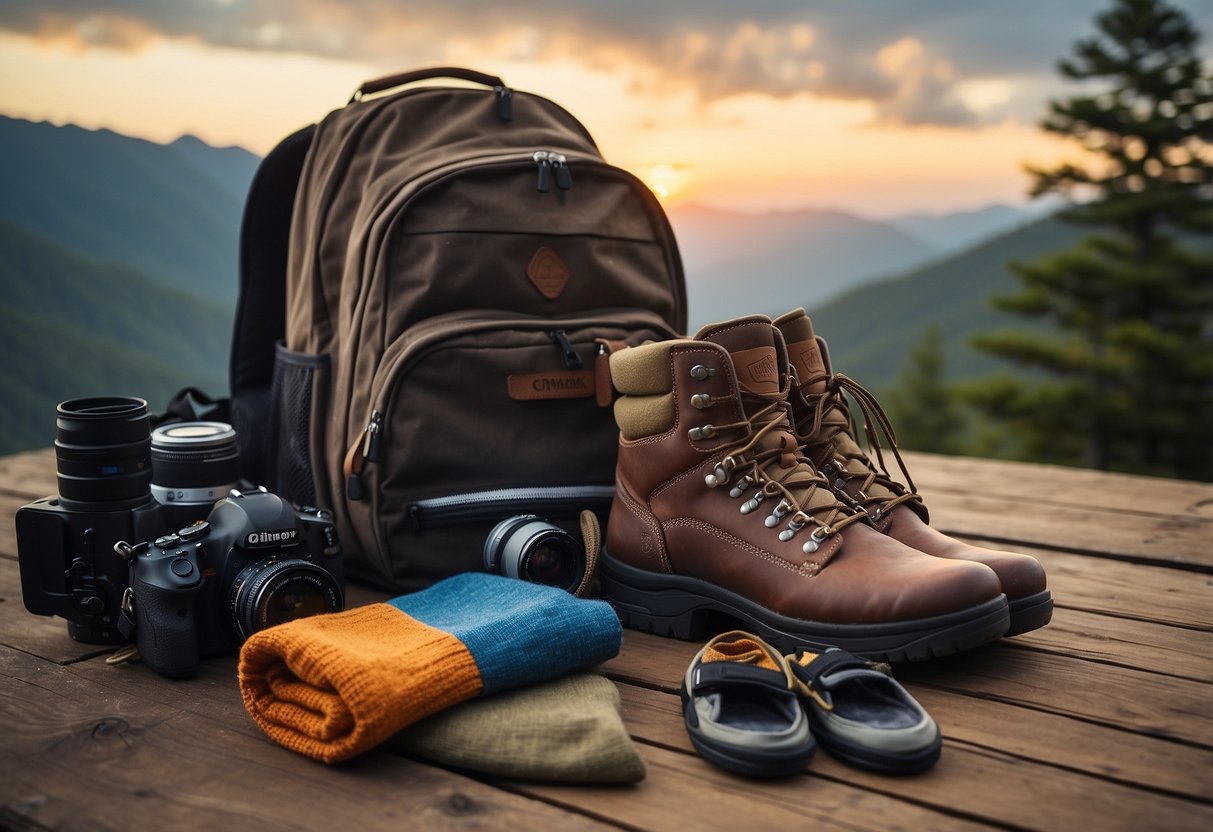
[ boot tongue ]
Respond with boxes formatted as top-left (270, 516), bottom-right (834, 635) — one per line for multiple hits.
top-left (773, 309), bottom-right (827, 394)
top-left (774, 311), bottom-right (900, 504)
top-left (697, 316), bottom-right (848, 522)
top-left (694, 315), bottom-right (780, 399)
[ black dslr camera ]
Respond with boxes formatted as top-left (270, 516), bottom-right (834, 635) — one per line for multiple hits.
top-left (15, 396), bottom-right (344, 677)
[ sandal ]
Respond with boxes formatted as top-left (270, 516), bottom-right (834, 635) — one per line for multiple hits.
top-left (787, 648), bottom-right (941, 774)
top-left (681, 630), bottom-right (816, 778)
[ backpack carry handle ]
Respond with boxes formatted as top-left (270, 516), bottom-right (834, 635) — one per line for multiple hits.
top-left (350, 67), bottom-right (507, 103)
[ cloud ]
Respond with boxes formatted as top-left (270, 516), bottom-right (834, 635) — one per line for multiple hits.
top-left (4, 0), bottom-right (1211, 127)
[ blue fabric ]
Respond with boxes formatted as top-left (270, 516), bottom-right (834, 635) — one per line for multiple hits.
top-left (388, 573), bottom-right (622, 695)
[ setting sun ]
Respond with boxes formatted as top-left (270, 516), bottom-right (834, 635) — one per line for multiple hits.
top-left (641, 163), bottom-right (691, 203)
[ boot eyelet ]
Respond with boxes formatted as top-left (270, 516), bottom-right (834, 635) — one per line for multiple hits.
top-left (728, 475), bottom-right (753, 498)
top-left (688, 425), bottom-right (716, 441)
top-left (802, 526), bottom-right (831, 554)
top-left (690, 393), bottom-right (714, 409)
top-left (690, 364), bottom-right (716, 381)
top-left (740, 492), bottom-right (765, 514)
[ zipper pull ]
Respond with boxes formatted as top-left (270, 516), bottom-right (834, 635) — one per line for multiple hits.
top-left (595, 342), bottom-right (613, 408)
top-left (549, 329), bottom-right (583, 369)
top-left (494, 85), bottom-right (514, 121)
top-left (550, 152), bottom-right (573, 190)
top-left (362, 410), bottom-right (383, 462)
top-left (533, 150), bottom-right (551, 193)
top-left (344, 411), bottom-right (382, 502)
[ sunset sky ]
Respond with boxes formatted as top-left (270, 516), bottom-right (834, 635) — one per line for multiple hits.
top-left (2, 0), bottom-right (1210, 216)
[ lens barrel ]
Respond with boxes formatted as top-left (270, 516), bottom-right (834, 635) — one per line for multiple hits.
top-left (54, 396), bottom-right (153, 510)
top-left (229, 558), bottom-right (343, 640)
top-left (150, 422), bottom-right (240, 522)
top-left (483, 515), bottom-right (585, 593)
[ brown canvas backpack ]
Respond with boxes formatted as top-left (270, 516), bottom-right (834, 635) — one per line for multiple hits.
top-left (230, 68), bottom-right (686, 590)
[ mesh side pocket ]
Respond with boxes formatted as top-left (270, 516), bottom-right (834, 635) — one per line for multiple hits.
top-left (270, 343), bottom-right (330, 507)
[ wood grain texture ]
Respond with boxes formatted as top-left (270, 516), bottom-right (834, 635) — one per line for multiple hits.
top-left (0, 647), bottom-right (611, 832)
top-left (3, 445), bottom-right (1212, 831)
top-left (612, 683), bottom-right (1213, 830)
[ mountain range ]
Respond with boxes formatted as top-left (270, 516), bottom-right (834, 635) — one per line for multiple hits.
top-left (1, 115), bottom-right (1066, 456)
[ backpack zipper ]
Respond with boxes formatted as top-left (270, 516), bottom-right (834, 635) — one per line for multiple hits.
top-left (343, 310), bottom-right (673, 503)
top-left (407, 485), bottom-right (615, 531)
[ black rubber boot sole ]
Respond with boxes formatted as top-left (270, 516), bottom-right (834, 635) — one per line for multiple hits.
top-left (1005, 590), bottom-right (1053, 637)
top-left (601, 550), bottom-right (1009, 663)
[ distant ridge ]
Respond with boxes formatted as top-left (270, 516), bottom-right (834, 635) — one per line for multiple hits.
top-left (0, 218), bottom-right (231, 454)
top-left (668, 203), bottom-right (937, 329)
top-left (809, 216), bottom-right (1082, 390)
top-left (0, 115), bottom-right (253, 305)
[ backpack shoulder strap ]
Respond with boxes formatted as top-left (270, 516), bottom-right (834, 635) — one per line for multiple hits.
top-left (229, 123), bottom-right (315, 486)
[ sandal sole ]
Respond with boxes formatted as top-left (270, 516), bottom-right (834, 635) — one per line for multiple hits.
top-left (680, 682), bottom-right (817, 778)
top-left (602, 550), bottom-right (1009, 663)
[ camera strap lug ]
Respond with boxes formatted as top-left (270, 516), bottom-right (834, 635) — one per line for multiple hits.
top-left (117, 586), bottom-right (137, 640)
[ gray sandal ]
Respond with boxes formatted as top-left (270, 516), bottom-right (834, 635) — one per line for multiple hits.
top-left (681, 631), bottom-right (816, 778)
top-left (787, 648), bottom-right (941, 774)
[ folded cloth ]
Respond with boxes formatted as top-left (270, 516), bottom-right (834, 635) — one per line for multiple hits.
top-left (238, 573), bottom-right (622, 763)
top-left (389, 673), bottom-right (646, 783)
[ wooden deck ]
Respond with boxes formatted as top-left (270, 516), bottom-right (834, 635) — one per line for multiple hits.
top-left (1, 447), bottom-right (1210, 831)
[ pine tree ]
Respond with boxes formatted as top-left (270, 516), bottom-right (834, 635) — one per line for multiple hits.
top-left (884, 326), bottom-right (966, 455)
top-left (968, 0), bottom-right (1213, 480)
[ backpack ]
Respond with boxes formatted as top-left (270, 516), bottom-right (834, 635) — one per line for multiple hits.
top-left (230, 67), bottom-right (686, 591)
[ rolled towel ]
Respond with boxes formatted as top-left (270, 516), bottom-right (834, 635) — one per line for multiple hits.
top-left (238, 573), bottom-right (622, 763)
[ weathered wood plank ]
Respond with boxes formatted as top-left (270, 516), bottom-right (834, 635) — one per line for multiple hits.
top-left (1012, 606), bottom-right (1213, 683)
top-left (0, 448), bottom-right (54, 499)
top-left (616, 681), bottom-right (1213, 806)
top-left (1022, 544), bottom-right (1213, 630)
top-left (902, 450), bottom-right (1213, 520)
top-left (0, 647), bottom-right (611, 832)
top-left (896, 645), bottom-right (1213, 747)
top-left (606, 630), bottom-right (1213, 747)
top-left (923, 490), bottom-right (1213, 569)
top-left (513, 741), bottom-right (987, 832)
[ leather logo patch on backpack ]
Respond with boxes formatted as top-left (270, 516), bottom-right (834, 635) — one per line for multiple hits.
top-left (508, 370), bottom-right (595, 400)
top-left (526, 246), bottom-right (570, 299)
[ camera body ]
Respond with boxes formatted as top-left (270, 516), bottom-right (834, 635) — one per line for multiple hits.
top-left (125, 489), bottom-right (343, 677)
top-left (16, 494), bottom-right (166, 643)
top-left (15, 396), bottom-right (345, 677)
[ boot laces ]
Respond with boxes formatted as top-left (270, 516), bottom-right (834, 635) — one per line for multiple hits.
top-left (793, 371), bottom-right (923, 520)
top-left (702, 378), bottom-right (866, 553)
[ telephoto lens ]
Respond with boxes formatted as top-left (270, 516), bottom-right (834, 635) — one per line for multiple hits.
top-left (484, 515), bottom-right (586, 593)
top-left (54, 396), bottom-right (154, 510)
top-left (151, 422), bottom-right (240, 529)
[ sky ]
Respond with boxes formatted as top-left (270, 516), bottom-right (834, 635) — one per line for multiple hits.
top-left (1, 0), bottom-right (1210, 217)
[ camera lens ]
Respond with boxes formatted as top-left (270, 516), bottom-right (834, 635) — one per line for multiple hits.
top-left (151, 422), bottom-right (239, 523)
top-left (484, 515), bottom-right (585, 593)
top-left (229, 558), bottom-right (343, 640)
top-left (54, 396), bottom-right (153, 510)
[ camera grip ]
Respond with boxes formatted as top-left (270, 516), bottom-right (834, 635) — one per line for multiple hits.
top-left (131, 559), bottom-right (202, 678)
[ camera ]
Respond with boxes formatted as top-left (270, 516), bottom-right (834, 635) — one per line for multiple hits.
top-left (120, 488), bottom-right (343, 677)
top-left (484, 515), bottom-right (586, 593)
top-left (15, 396), bottom-right (344, 676)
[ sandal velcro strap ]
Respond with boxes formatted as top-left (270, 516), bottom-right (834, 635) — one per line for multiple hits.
top-left (789, 649), bottom-right (872, 690)
top-left (691, 662), bottom-right (791, 696)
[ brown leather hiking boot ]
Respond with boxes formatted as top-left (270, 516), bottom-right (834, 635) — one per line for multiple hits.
top-left (601, 315), bottom-right (1009, 662)
top-left (773, 308), bottom-right (1052, 637)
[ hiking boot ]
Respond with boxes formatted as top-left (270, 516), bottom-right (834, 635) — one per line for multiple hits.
top-left (601, 315), bottom-right (1009, 662)
top-left (774, 308), bottom-right (1052, 637)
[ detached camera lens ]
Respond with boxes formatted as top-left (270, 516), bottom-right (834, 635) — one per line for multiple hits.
top-left (151, 421), bottom-right (239, 525)
top-left (484, 515), bottom-right (585, 593)
top-left (54, 396), bottom-right (153, 510)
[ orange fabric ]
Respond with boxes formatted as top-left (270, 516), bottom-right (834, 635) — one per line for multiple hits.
top-left (701, 633), bottom-right (783, 672)
top-left (238, 603), bottom-right (483, 763)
